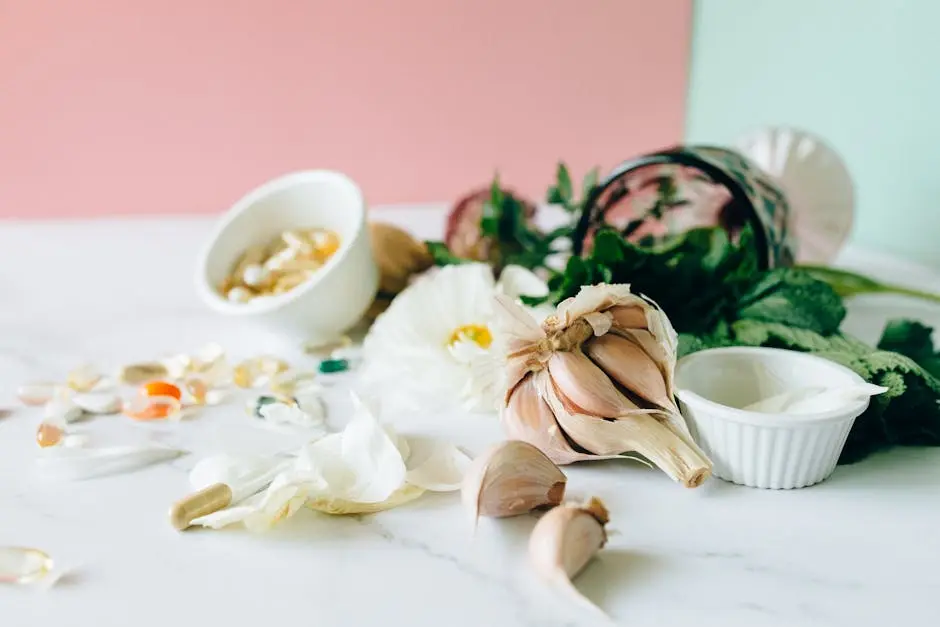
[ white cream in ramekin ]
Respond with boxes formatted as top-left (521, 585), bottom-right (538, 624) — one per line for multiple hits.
top-left (675, 347), bottom-right (874, 490)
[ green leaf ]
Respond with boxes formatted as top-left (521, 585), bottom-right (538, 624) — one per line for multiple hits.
top-left (735, 269), bottom-right (846, 336)
top-left (425, 241), bottom-right (469, 266)
top-left (546, 185), bottom-right (565, 205)
top-left (581, 167), bottom-right (599, 200)
top-left (556, 162), bottom-right (573, 205)
top-left (877, 319), bottom-right (940, 379)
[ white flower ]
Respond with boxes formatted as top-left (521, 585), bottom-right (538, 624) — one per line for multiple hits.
top-left (359, 263), bottom-right (548, 413)
top-left (190, 396), bottom-right (470, 530)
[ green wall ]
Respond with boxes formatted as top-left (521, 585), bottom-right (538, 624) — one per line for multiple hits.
top-left (687, 0), bottom-right (939, 268)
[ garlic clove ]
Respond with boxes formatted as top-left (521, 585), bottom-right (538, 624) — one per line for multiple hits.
top-left (613, 327), bottom-right (677, 399)
top-left (584, 333), bottom-right (678, 412)
top-left (547, 351), bottom-right (637, 417)
top-left (461, 439), bottom-right (567, 524)
top-left (503, 373), bottom-right (610, 465)
top-left (529, 497), bottom-right (611, 617)
top-left (608, 305), bottom-right (648, 330)
top-left (545, 385), bottom-right (709, 487)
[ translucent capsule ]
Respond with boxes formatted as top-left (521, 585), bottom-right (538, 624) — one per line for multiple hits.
top-left (36, 422), bottom-right (65, 448)
top-left (241, 264), bottom-right (267, 287)
top-left (246, 394), bottom-right (297, 418)
top-left (66, 364), bottom-right (102, 393)
top-left (269, 370), bottom-right (318, 396)
top-left (140, 381), bottom-right (182, 401)
top-left (161, 353), bottom-right (193, 380)
top-left (123, 395), bottom-right (182, 421)
top-left (309, 228), bottom-right (341, 259)
top-left (227, 286), bottom-right (254, 303)
top-left (233, 357), bottom-right (289, 388)
top-left (43, 399), bottom-right (83, 423)
top-left (118, 362), bottom-right (169, 385)
top-left (0, 547), bottom-right (54, 584)
top-left (72, 392), bottom-right (121, 415)
top-left (184, 377), bottom-right (209, 405)
top-left (303, 335), bottom-right (352, 357)
top-left (17, 382), bottom-right (59, 406)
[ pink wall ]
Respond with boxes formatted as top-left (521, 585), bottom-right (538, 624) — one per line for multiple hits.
top-left (0, 1), bottom-right (691, 218)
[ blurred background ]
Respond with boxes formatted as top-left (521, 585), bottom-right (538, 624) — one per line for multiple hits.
top-left (1, 0), bottom-right (936, 267)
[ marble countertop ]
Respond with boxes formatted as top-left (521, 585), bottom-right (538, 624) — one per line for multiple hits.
top-left (2, 207), bottom-right (940, 627)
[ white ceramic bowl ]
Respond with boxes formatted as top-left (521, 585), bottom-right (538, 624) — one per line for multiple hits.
top-left (675, 347), bottom-right (869, 490)
top-left (196, 170), bottom-right (378, 342)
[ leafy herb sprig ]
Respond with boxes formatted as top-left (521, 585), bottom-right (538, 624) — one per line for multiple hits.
top-left (427, 163), bottom-right (599, 275)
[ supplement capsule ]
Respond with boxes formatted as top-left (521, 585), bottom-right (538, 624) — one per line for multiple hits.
top-left (169, 483), bottom-right (233, 531)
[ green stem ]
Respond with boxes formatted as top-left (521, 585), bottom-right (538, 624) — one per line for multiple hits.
top-left (797, 264), bottom-right (940, 304)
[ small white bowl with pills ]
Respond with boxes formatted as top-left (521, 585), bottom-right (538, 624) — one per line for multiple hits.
top-left (196, 170), bottom-right (378, 342)
top-left (675, 347), bottom-right (887, 489)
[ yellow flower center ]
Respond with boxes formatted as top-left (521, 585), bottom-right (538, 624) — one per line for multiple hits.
top-left (447, 324), bottom-right (493, 349)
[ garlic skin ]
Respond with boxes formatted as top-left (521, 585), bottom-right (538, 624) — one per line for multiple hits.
top-left (529, 497), bottom-right (610, 615)
top-left (495, 284), bottom-right (712, 488)
top-left (461, 440), bottom-right (567, 523)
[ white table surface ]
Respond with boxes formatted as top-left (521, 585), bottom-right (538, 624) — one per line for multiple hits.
top-left (2, 206), bottom-right (940, 627)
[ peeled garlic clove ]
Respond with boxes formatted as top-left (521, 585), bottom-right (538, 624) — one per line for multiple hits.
top-left (461, 440), bottom-right (567, 524)
top-left (118, 362), bottom-right (170, 385)
top-left (72, 392), bottom-right (121, 415)
top-left (529, 497), bottom-right (610, 616)
top-left (547, 351), bottom-right (637, 417)
top-left (584, 334), bottom-right (677, 411)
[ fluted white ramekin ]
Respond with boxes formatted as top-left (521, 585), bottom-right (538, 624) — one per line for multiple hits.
top-left (675, 347), bottom-right (870, 490)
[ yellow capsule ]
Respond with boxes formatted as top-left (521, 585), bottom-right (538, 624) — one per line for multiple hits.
top-left (233, 356), bottom-right (290, 388)
top-left (269, 370), bottom-right (318, 396)
top-left (118, 362), bottom-right (170, 385)
top-left (303, 335), bottom-right (352, 357)
top-left (66, 364), bottom-right (102, 392)
top-left (308, 228), bottom-right (341, 259)
top-left (0, 547), bottom-right (54, 584)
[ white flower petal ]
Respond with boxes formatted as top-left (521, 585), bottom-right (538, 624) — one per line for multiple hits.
top-left (189, 454), bottom-right (280, 491)
top-left (495, 265), bottom-right (549, 300)
top-left (403, 437), bottom-right (471, 492)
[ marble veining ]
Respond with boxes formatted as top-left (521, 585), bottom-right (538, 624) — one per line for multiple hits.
top-left (2, 207), bottom-right (940, 627)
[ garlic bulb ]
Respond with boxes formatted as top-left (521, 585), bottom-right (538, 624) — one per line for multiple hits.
top-left (461, 440), bottom-right (567, 523)
top-left (529, 497), bottom-right (610, 615)
top-left (496, 284), bottom-right (712, 487)
top-left (368, 222), bottom-right (433, 319)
